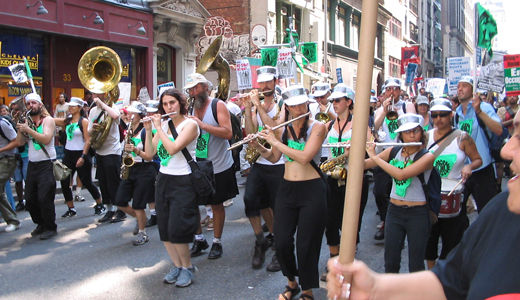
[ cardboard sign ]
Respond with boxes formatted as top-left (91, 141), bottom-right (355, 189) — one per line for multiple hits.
top-left (401, 46), bottom-right (420, 75)
top-left (504, 54), bottom-right (520, 96)
top-left (447, 57), bottom-right (471, 96)
top-left (117, 82), bottom-right (131, 107)
top-left (235, 59), bottom-right (252, 90)
top-left (425, 78), bottom-right (447, 98)
top-left (477, 51), bottom-right (505, 92)
top-left (277, 48), bottom-right (294, 79)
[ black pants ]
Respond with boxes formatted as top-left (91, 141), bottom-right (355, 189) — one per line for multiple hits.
top-left (26, 160), bottom-right (56, 231)
top-left (425, 213), bottom-right (469, 260)
top-left (325, 174), bottom-right (369, 246)
top-left (60, 150), bottom-right (100, 202)
top-left (95, 154), bottom-right (121, 205)
top-left (274, 178), bottom-right (326, 290)
top-left (463, 164), bottom-right (498, 213)
top-left (243, 163), bottom-right (284, 217)
top-left (372, 167), bottom-right (392, 222)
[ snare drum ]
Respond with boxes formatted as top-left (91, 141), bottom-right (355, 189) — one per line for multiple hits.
top-left (440, 178), bottom-right (464, 218)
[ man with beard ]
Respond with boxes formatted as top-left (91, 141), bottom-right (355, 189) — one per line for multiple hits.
top-left (454, 76), bottom-right (502, 212)
top-left (371, 78), bottom-right (416, 241)
top-left (88, 95), bottom-right (124, 223)
top-left (242, 66), bottom-right (283, 271)
top-left (15, 93), bottom-right (57, 239)
top-left (185, 73), bottom-right (239, 259)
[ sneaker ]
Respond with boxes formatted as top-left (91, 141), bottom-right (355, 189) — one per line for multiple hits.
top-left (74, 195), bottom-right (85, 202)
top-left (109, 210), bottom-right (127, 223)
top-left (31, 225), bottom-right (44, 236)
top-left (187, 265), bottom-right (198, 273)
top-left (206, 218), bottom-right (214, 231)
top-left (252, 240), bottom-right (269, 269)
top-left (145, 215), bottom-right (157, 227)
top-left (15, 201), bottom-right (25, 212)
top-left (133, 222), bottom-right (139, 235)
top-left (94, 204), bottom-right (106, 216)
top-left (266, 254), bottom-right (281, 272)
top-left (133, 232), bottom-right (150, 246)
top-left (98, 211), bottom-right (115, 223)
top-left (175, 268), bottom-right (193, 287)
top-left (223, 199), bottom-right (233, 207)
top-left (200, 215), bottom-right (210, 227)
top-left (262, 223), bottom-right (269, 233)
top-left (190, 239), bottom-right (209, 257)
top-left (208, 242), bottom-right (223, 259)
top-left (5, 223), bottom-right (20, 232)
top-left (265, 234), bottom-right (274, 249)
top-left (163, 267), bottom-right (181, 284)
top-left (39, 230), bottom-right (57, 240)
top-left (374, 222), bottom-right (385, 240)
top-left (61, 209), bottom-right (77, 218)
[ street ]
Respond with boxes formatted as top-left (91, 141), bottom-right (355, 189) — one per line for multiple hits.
top-left (0, 174), bottom-right (474, 300)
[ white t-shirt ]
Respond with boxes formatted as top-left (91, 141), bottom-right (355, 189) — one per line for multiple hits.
top-left (87, 106), bottom-right (121, 156)
top-left (226, 101), bottom-right (242, 117)
top-left (158, 118), bottom-right (199, 176)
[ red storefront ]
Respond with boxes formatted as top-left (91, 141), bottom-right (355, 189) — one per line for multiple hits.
top-left (0, 0), bottom-right (153, 113)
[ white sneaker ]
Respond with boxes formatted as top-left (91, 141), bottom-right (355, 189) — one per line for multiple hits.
top-left (223, 199), bottom-right (234, 207)
top-left (5, 223), bottom-right (20, 232)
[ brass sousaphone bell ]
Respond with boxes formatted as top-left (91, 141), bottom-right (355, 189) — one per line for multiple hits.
top-left (196, 35), bottom-right (230, 101)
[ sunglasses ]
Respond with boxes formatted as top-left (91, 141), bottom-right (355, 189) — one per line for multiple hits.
top-left (386, 86), bottom-right (400, 91)
top-left (431, 112), bottom-right (451, 118)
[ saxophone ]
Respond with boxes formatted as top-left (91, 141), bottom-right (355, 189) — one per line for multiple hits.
top-left (120, 115), bottom-right (135, 180)
top-left (320, 153), bottom-right (349, 185)
top-left (244, 101), bottom-right (281, 164)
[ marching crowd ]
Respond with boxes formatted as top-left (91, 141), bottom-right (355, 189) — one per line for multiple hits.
top-left (0, 67), bottom-right (519, 299)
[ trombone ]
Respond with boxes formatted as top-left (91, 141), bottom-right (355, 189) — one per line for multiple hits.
top-left (227, 111), bottom-right (311, 151)
top-left (315, 103), bottom-right (332, 123)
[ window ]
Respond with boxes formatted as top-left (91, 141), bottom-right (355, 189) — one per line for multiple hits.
top-left (276, 1), bottom-right (302, 44)
top-left (389, 17), bottom-right (402, 39)
top-left (336, 6), bottom-right (347, 46)
top-left (156, 44), bottom-right (173, 84)
top-left (409, 22), bottom-right (418, 43)
top-left (410, 0), bottom-right (418, 15)
top-left (389, 56), bottom-right (401, 78)
top-left (350, 13), bottom-right (360, 51)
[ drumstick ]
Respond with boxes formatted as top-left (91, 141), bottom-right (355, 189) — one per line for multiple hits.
top-left (447, 178), bottom-right (464, 196)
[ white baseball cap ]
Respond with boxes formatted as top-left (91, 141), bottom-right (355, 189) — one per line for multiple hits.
top-left (256, 66), bottom-right (278, 83)
top-left (429, 98), bottom-right (452, 112)
top-left (310, 82), bottom-right (331, 98)
top-left (394, 113), bottom-right (424, 133)
top-left (384, 78), bottom-right (401, 89)
top-left (416, 95), bottom-right (429, 106)
top-left (282, 85), bottom-right (309, 106)
top-left (127, 101), bottom-right (147, 115)
top-left (458, 76), bottom-right (474, 87)
top-left (184, 73), bottom-right (209, 90)
top-left (25, 92), bottom-right (42, 104)
top-left (68, 97), bottom-right (86, 107)
top-left (328, 83), bottom-right (355, 102)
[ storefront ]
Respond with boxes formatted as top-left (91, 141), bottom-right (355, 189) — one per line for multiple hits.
top-left (0, 0), bottom-right (153, 113)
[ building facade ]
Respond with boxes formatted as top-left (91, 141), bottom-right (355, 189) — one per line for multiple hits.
top-left (441, 0), bottom-right (474, 75)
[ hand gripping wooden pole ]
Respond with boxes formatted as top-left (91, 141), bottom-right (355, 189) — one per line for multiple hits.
top-left (338, 0), bottom-right (378, 264)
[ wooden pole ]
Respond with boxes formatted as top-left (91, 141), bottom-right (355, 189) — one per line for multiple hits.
top-left (338, 0), bottom-right (378, 264)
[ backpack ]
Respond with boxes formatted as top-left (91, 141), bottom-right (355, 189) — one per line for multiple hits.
top-left (210, 98), bottom-right (244, 149)
top-left (0, 115), bottom-right (16, 142)
top-left (389, 146), bottom-right (442, 220)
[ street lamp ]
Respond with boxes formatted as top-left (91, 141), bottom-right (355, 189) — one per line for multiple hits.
top-left (83, 12), bottom-right (104, 25)
top-left (128, 21), bottom-right (146, 35)
top-left (26, 0), bottom-right (48, 15)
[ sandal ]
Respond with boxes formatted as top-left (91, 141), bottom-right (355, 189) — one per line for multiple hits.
top-left (299, 294), bottom-right (314, 300)
top-left (280, 284), bottom-right (301, 300)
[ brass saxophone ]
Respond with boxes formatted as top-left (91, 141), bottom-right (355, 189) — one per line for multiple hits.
top-left (120, 115), bottom-right (135, 180)
top-left (244, 102), bottom-right (281, 164)
top-left (320, 153), bottom-right (349, 184)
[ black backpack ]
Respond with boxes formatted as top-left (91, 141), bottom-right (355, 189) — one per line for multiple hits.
top-left (389, 146), bottom-right (442, 217)
top-left (210, 98), bottom-right (243, 150)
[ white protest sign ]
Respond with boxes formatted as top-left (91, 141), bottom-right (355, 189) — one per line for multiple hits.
top-left (277, 48), bottom-right (295, 79)
top-left (117, 82), bottom-right (131, 107)
top-left (157, 81), bottom-right (175, 99)
top-left (477, 51), bottom-right (505, 93)
top-left (425, 78), bottom-right (447, 98)
top-left (447, 57), bottom-right (471, 96)
top-left (8, 63), bottom-right (28, 83)
top-left (235, 59), bottom-right (252, 90)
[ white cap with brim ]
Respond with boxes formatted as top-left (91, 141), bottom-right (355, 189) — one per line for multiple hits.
top-left (429, 98), bottom-right (452, 112)
top-left (127, 101), bottom-right (147, 115)
top-left (384, 78), bottom-right (401, 88)
top-left (328, 83), bottom-right (355, 102)
top-left (310, 82), bottom-right (331, 97)
top-left (370, 96), bottom-right (378, 103)
top-left (282, 85), bottom-right (309, 106)
top-left (458, 75), bottom-right (473, 87)
top-left (416, 95), bottom-right (429, 106)
top-left (68, 97), bottom-right (86, 107)
top-left (25, 92), bottom-right (42, 104)
top-left (257, 66), bottom-right (278, 83)
top-left (394, 113), bottom-right (424, 133)
top-left (145, 100), bottom-right (159, 113)
top-left (184, 73), bottom-right (209, 90)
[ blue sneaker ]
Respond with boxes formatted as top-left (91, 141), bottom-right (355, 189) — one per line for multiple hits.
top-left (163, 267), bottom-right (181, 284)
top-left (175, 268), bottom-right (193, 287)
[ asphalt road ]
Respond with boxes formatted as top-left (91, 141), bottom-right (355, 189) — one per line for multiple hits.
top-left (0, 173), bottom-right (483, 300)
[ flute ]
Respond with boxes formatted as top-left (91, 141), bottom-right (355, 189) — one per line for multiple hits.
top-left (227, 111), bottom-right (311, 151)
top-left (140, 112), bottom-right (177, 123)
top-left (239, 90), bottom-right (274, 99)
top-left (322, 142), bottom-right (423, 148)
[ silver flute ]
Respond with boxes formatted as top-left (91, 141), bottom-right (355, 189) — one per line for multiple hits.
top-left (140, 112), bottom-right (177, 123)
top-left (322, 142), bottom-right (423, 148)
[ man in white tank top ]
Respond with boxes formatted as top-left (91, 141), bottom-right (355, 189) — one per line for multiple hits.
top-left (242, 66), bottom-right (284, 271)
top-left (371, 78), bottom-right (416, 241)
top-left (185, 73), bottom-right (239, 260)
top-left (16, 93), bottom-right (57, 240)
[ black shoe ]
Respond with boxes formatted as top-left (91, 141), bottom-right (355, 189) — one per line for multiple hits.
top-left (262, 223), bottom-right (269, 233)
top-left (94, 204), bottom-right (106, 216)
top-left (265, 234), bottom-right (274, 249)
top-left (266, 254), bottom-right (281, 272)
top-left (61, 209), bottom-right (77, 218)
top-left (109, 210), bottom-right (127, 223)
top-left (31, 225), bottom-right (45, 237)
top-left (39, 230), bottom-right (57, 240)
top-left (15, 202), bottom-right (25, 212)
top-left (208, 243), bottom-right (223, 259)
top-left (252, 241), bottom-right (268, 269)
top-left (98, 211), bottom-right (115, 223)
top-left (145, 215), bottom-right (157, 227)
top-left (190, 239), bottom-right (209, 257)
top-left (374, 224), bottom-right (385, 241)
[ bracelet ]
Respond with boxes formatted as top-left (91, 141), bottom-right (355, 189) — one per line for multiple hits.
top-left (81, 154), bottom-right (87, 159)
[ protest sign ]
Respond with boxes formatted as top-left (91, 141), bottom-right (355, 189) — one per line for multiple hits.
top-left (477, 51), bottom-right (505, 92)
top-left (503, 54), bottom-right (520, 96)
top-left (425, 78), bottom-right (447, 98)
top-left (277, 48), bottom-right (295, 79)
top-left (235, 59), bottom-right (252, 90)
top-left (336, 68), bottom-right (343, 83)
top-left (447, 57), bottom-right (471, 96)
